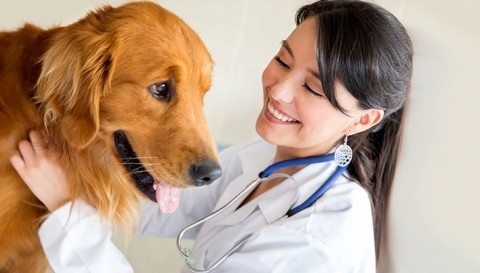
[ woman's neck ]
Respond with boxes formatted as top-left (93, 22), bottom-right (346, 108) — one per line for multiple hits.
top-left (274, 145), bottom-right (332, 163)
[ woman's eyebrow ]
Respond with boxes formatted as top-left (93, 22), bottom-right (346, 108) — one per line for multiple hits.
top-left (309, 69), bottom-right (320, 79)
top-left (282, 39), bottom-right (321, 80)
top-left (281, 40), bottom-right (293, 56)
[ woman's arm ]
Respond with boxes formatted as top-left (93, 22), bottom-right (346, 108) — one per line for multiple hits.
top-left (40, 200), bottom-right (134, 272)
top-left (9, 131), bottom-right (134, 272)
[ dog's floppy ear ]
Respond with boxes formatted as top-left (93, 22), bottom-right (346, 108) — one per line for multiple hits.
top-left (36, 6), bottom-right (116, 148)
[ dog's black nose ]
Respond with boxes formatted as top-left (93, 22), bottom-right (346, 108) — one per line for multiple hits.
top-left (190, 163), bottom-right (222, 186)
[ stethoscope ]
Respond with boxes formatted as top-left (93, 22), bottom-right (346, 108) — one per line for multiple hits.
top-left (177, 141), bottom-right (352, 272)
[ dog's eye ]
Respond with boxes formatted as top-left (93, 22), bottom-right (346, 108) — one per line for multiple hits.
top-left (148, 81), bottom-right (171, 101)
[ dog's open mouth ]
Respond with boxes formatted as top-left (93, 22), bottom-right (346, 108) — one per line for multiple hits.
top-left (114, 131), bottom-right (180, 213)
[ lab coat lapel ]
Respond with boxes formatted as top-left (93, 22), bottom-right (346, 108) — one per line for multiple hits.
top-left (213, 139), bottom-right (276, 226)
top-left (258, 160), bottom-right (339, 223)
top-left (215, 138), bottom-right (275, 206)
top-left (216, 176), bottom-right (298, 226)
top-left (215, 196), bottom-right (258, 226)
top-left (257, 180), bottom-right (298, 224)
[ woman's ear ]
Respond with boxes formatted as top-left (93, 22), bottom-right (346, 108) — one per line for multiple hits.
top-left (347, 109), bottom-right (384, 135)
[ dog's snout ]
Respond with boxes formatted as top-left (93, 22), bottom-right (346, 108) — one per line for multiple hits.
top-left (190, 163), bottom-right (222, 186)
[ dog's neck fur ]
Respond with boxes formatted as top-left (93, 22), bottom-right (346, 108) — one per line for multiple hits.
top-left (0, 24), bottom-right (61, 94)
top-left (0, 24), bottom-right (62, 129)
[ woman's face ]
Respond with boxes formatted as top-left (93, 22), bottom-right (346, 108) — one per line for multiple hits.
top-left (256, 17), bottom-right (368, 159)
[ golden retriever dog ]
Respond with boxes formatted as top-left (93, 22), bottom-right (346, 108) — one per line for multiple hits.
top-left (0, 1), bottom-right (221, 272)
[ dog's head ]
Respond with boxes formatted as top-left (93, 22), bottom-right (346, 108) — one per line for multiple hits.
top-left (35, 2), bottom-right (221, 207)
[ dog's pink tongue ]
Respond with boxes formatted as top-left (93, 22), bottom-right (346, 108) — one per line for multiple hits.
top-left (155, 182), bottom-right (180, 213)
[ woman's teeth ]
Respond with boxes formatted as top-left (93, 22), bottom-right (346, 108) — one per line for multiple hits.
top-left (267, 102), bottom-right (298, 122)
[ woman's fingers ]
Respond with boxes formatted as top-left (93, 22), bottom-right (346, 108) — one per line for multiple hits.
top-left (10, 142), bottom-right (36, 194)
top-left (28, 130), bottom-right (49, 155)
top-left (9, 150), bottom-right (26, 174)
top-left (9, 130), bottom-right (71, 211)
top-left (15, 131), bottom-right (54, 167)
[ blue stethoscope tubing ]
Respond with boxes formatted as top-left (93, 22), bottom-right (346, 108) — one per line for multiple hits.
top-left (177, 152), bottom-right (348, 272)
top-left (258, 153), bottom-right (347, 217)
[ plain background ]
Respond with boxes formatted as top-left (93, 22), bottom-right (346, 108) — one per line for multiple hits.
top-left (1, 0), bottom-right (479, 272)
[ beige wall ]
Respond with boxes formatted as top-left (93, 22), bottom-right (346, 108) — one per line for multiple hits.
top-left (1, 0), bottom-right (479, 272)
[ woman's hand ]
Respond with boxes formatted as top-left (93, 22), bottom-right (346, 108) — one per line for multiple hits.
top-left (9, 130), bottom-right (71, 211)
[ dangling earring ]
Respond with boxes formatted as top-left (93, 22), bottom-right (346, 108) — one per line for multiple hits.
top-left (334, 135), bottom-right (352, 167)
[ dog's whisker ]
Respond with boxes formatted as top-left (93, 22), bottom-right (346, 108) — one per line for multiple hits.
top-left (115, 160), bottom-right (150, 165)
top-left (131, 166), bottom-right (148, 173)
top-left (118, 163), bottom-right (159, 170)
top-left (136, 156), bottom-right (160, 159)
top-left (143, 166), bottom-right (162, 172)
top-left (131, 167), bottom-right (156, 174)
top-left (130, 166), bottom-right (159, 175)
top-left (116, 160), bottom-right (160, 166)
top-left (131, 171), bottom-right (148, 175)
top-left (120, 156), bottom-right (159, 160)
top-left (115, 160), bottom-right (154, 165)
top-left (133, 163), bottom-right (158, 167)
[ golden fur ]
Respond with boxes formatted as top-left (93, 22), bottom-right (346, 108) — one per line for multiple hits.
top-left (0, 2), bottom-right (219, 272)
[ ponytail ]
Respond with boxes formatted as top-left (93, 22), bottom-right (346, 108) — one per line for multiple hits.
top-left (348, 104), bottom-right (408, 258)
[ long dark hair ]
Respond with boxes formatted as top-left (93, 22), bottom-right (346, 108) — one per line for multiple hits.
top-left (296, 0), bottom-right (413, 261)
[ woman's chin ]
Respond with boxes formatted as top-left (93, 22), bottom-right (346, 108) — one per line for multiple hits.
top-left (256, 118), bottom-right (282, 145)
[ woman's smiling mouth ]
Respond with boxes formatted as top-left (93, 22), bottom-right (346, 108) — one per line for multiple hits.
top-left (267, 101), bottom-right (299, 123)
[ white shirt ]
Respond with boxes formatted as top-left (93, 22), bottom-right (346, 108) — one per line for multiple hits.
top-left (39, 137), bottom-right (376, 272)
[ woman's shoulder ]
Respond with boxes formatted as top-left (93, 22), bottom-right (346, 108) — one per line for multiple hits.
top-left (308, 179), bottom-right (374, 253)
top-left (285, 180), bottom-right (375, 269)
top-left (323, 176), bottom-right (372, 214)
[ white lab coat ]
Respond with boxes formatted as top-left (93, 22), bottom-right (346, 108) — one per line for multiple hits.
top-left (39, 137), bottom-right (376, 273)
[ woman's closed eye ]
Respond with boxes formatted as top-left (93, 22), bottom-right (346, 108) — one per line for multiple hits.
top-left (303, 83), bottom-right (323, 98)
top-left (274, 56), bottom-right (289, 69)
top-left (274, 55), bottom-right (323, 98)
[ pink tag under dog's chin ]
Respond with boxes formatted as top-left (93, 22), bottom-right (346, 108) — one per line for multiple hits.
top-left (155, 182), bottom-right (181, 213)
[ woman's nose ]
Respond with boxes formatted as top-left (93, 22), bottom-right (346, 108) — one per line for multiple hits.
top-left (269, 78), bottom-right (295, 103)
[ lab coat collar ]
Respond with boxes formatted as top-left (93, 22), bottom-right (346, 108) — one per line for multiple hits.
top-left (214, 138), bottom-right (277, 226)
top-left (215, 175), bottom-right (299, 227)
top-left (213, 138), bottom-right (275, 208)
top-left (257, 182), bottom-right (298, 224)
